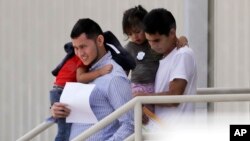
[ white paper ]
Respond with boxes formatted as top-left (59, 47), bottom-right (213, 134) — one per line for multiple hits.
top-left (60, 82), bottom-right (98, 123)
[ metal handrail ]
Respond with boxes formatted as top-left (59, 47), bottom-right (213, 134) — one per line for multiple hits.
top-left (73, 93), bottom-right (250, 141)
top-left (16, 88), bottom-right (250, 141)
top-left (16, 120), bottom-right (55, 141)
top-left (133, 94), bottom-right (250, 141)
top-left (197, 87), bottom-right (250, 94)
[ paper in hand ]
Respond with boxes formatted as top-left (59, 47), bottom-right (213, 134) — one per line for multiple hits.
top-left (60, 82), bottom-right (98, 123)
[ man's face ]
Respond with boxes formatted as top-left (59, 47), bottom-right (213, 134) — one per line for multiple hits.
top-left (145, 32), bottom-right (174, 55)
top-left (72, 33), bottom-right (98, 66)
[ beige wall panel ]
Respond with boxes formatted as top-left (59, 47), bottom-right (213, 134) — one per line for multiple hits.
top-left (213, 0), bottom-right (250, 118)
top-left (214, 0), bottom-right (250, 87)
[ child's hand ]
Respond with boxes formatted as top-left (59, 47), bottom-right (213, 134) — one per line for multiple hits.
top-left (99, 64), bottom-right (113, 75)
top-left (176, 36), bottom-right (188, 49)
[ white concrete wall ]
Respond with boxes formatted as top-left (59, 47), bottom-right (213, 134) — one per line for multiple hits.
top-left (184, 0), bottom-right (208, 88)
top-left (212, 0), bottom-right (250, 119)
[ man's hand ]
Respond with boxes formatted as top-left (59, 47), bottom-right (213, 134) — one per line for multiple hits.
top-left (50, 102), bottom-right (70, 118)
top-left (133, 92), bottom-right (149, 97)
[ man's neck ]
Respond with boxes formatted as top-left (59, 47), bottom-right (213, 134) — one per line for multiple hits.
top-left (90, 51), bottom-right (110, 71)
top-left (91, 45), bottom-right (107, 66)
top-left (162, 37), bottom-right (177, 58)
top-left (163, 45), bottom-right (176, 58)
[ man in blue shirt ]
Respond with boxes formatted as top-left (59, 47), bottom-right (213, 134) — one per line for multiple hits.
top-left (51, 18), bottom-right (134, 141)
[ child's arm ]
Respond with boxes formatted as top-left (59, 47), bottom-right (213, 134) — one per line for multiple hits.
top-left (176, 36), bottom-right (188, 48)
top-left (76, 64), bottom-right (113, 83)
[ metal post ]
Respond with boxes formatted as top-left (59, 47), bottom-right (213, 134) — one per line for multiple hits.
top-left (134, 102), bottom-right (142, 141)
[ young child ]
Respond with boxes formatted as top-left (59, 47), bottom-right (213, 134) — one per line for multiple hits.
top-left (50, 42), bottom-right (112, 141)
top-left (122, 5), bottom-right (188, 124)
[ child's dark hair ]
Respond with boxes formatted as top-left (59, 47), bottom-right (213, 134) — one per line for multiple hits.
top-left (70, 18), bottom-right (103, 40)
top-left (143, 8), bottom-right (176, 36)
top-left (122, 5), bottom-right (148, 35)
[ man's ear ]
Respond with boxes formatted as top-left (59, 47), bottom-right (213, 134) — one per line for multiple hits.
top-left (169, 28), bottom-right (176, 37)
top-left (96, 35), bottom-right (104, 47)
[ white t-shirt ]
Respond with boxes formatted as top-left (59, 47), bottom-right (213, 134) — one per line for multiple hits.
top-left (154, 46), bottom-right (197, 126)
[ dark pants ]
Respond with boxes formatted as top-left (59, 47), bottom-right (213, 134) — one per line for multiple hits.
top-left (50, 87), bottom-right (71, 141)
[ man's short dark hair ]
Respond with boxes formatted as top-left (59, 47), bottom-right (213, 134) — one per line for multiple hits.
top-left (143, 8), bottom-right (176, 36)
top-left (70, 18), bottom-right (103, 39)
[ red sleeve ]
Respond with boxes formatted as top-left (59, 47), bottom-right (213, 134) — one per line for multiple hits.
top-left (76, 57), bottom-right (86, 68)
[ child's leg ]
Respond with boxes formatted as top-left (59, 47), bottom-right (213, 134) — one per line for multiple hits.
top-left (50, 87), bottom-right (71, 141)
top-left (49, 87), bottom-right (62, 105)
top-left (131, 83), bottom-right (154, 94)
top-left (55, 119), bottom-right (72, 141)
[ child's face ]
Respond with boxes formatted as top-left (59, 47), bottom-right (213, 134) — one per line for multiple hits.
top-left (127, 28), bottom-right (146, 45)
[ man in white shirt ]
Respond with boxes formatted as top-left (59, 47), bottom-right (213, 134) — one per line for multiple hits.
top-left (134, 8), bottom-right (197, 127)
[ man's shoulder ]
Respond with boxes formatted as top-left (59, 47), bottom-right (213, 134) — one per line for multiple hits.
top-left (102, 60), bottom-right (128, 78)
top-left (175, 46), bottom-right (194, 56)
top-left (111, 61), bottom-right (128, 77)
top-left (95, 65), bottom-right (129, 90)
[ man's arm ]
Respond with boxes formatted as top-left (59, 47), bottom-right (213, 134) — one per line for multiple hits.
top-left (151, 78), bottom-right (187, 96)
top-left (156, 78), bottom-right (187, 107)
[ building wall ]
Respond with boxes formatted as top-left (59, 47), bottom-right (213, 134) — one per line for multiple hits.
top-left (212, 0), bottom-right (250, 118)
top-left (0, 0), bottom-right (185, 140)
